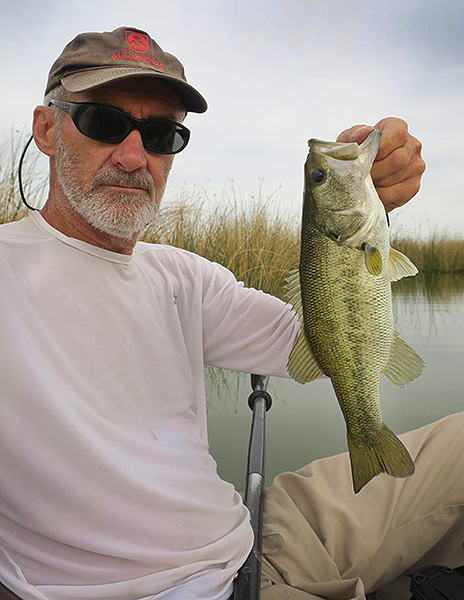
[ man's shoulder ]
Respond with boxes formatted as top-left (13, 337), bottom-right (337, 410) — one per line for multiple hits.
top-left (0, 216), bottom-right (37, 241)
top-left (134, 241), bottom-right (217, 269)
top-left (133, 241), bottom-right (238, 286)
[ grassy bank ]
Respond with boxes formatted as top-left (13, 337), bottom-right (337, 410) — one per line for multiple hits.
top-left (0, 131), bottom-right (47, 223)
top-left (0, 131), bottom-right (30, 224)
top-left (141, 200), bottom-right (464, 296)
top-left (141, 193), bottom-right (300, 297)
top-left (1, 133), bottom-right (463, 290)
top-left (391, 232), bottom-right (464, 275)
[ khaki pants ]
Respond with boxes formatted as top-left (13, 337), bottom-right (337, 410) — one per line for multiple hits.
top-left (2, 414), bottom-right (463, 600)
top-left (0, 581), bottom-right (22, 600)
top-left (259, 412), bottom-right (464, 600)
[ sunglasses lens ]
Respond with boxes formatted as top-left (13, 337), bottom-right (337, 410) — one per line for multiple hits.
top-left (143, 121), bottom-right (189, 154)
top-left (77, 105), bottom-right (129, 144)
top-left (70, 103), bottom-right (190, 154)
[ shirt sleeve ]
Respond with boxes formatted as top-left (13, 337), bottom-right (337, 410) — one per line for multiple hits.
top-left (202, 261), bottom-right (301, 377)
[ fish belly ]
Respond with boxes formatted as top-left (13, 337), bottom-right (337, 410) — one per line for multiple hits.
top-left (299, 225), bottom-right (414, 492)
top-left (300, 227), bottom-right (392, 397)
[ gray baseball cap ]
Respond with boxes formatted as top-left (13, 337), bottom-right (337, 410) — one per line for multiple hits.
top-left (45, 26), bottom-right (207, 113)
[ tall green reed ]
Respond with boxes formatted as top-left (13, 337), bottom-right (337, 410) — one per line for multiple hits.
top-left (0, 130), bottom-right (47, 223)
top-left (0, 129), bottom-right (462, 281)
top-left (391, 231), bottom-right (464, 274)
top-left (141, 183), bottom-right (300, 297)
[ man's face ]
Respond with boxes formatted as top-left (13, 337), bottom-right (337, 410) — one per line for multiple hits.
top-left (52, 79), bottom-right (185, 241)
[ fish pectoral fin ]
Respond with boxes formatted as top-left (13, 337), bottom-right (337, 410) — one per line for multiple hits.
top-left (383, 331), bottom-right (425, 388)
top-left (284, 269), bottom-right (304, 321)
top-left (389, 247), bottom-right (418, 282)
top-left (364, 243), bottom-right (383, 275)
top-left (287, 331), bottom-right (324, 384)
top-left (347, 424), bottom-right (415, 493)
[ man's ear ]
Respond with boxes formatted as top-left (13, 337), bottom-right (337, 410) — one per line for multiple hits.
top-left (33, 106), bottom-right (57, 157)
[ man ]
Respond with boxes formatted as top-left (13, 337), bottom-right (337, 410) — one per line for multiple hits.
top-left (1, 26), bottom-right (462, 600)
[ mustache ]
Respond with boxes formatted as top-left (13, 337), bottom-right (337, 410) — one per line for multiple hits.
top-left (90, 167), bottom-right (156, 193)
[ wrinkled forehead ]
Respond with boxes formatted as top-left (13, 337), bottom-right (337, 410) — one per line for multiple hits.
top-left (78, 76), bottom-right (186, 118)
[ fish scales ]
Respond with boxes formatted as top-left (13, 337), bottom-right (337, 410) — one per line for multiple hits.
top-left (286, 130), bottom-right (425, 493)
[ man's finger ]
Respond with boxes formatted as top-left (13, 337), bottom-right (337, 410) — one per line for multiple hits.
top-left (376, 174), bottom-right (423, 212)
top-left (372, 118), bottom-right (409, 161)
top-left (336, 125), bottom-right (373, 145)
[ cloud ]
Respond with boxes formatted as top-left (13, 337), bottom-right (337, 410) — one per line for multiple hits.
top-left (0, 0), bottom-right (462, 235)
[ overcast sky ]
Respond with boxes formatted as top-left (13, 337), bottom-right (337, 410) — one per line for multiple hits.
top-left (1, 0), bottom-right (463, 236)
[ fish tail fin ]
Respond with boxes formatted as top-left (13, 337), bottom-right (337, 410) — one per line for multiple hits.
top-left (347, 424), bottom-right (415, 493)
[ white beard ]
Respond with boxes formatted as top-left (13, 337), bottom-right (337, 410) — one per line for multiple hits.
top-left (54, 129), bottom-right (165, 240)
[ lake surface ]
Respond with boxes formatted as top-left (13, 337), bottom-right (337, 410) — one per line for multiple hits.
top-left (206, 274), bottom-right (464, 492)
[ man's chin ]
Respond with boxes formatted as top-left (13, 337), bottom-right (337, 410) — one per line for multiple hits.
top-left (82, 205), bottom-right (159, 241)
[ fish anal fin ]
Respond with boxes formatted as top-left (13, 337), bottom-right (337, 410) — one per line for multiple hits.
top-left (389, 247), bottom-right (418, 282)
top-left (287, 331), bottom-right (323, 384)
top-left (365, 243), bottom-right (382, 275)
top-left (347, 424), bottom-right (415, 493)
top-left (383, 331), bottom-right (425, 388)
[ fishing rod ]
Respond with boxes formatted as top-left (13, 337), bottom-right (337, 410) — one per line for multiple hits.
top-left (234, 374), bottom-right (272, 600)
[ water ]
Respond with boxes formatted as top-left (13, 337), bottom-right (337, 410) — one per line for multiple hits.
top-left (206, 274), bottom-right (464, 492)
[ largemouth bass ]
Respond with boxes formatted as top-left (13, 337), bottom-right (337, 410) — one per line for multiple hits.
top-left (286, 130), bottom-right (425, 493)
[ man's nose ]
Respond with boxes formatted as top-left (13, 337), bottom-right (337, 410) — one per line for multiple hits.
top-left (111, 129), bottom-right (148, 172)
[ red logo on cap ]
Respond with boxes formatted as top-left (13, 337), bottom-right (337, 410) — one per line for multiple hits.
top-left (125, 31), bottom-right (149, 53)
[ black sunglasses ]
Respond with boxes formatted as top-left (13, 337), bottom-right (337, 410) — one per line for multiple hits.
top-left (48, 100), bottom-right (190, 155)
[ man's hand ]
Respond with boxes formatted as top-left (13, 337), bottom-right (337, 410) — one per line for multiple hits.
top-left (337, 118), bottom-right (425, 213)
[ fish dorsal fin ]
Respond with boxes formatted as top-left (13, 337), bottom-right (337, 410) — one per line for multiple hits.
top-left (284, 269), bottom-right (323, 383)
top-left (284, 269), bottom-right (304, 320)
top-left (364, 243), bottom-right (383, 275)
top-left (383, 331), bottom-right (425, 388)
top-left (389, 247), bottom-right (418, 282)
top-left (287, 331), bottom-right (324, 383)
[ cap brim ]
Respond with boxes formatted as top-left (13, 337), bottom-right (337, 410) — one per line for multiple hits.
top-left (61, 66), bottom-right (207, 113)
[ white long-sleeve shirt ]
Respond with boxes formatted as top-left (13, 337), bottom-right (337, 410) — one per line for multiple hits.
top-left (0, 213), bottom-right (300, 600)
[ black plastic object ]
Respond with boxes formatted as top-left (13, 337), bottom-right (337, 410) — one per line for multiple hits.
top-left (234, 375), bottom-right (272, 600)
top-left (410, 565), bottom-right (464, 600)
top-left (18, 135), bottom-right (37, 211)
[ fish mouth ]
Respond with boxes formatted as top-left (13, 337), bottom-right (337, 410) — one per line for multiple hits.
top-left (308, 130), bottom-right (382, 172)
top-left (308, 139), bottom-right (361, 161)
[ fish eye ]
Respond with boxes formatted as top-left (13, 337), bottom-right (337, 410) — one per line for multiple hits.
top-left (310, 169), bottom-right (327, 185)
